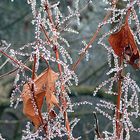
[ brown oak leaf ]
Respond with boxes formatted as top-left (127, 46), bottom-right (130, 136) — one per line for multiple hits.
top-left (108, 21), bottom-right (140, 69)
top-left (21, 67), bottom-right (59, 128)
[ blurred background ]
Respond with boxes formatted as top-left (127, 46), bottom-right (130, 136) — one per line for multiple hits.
top-left (0, 0), bottom-right (140, 139)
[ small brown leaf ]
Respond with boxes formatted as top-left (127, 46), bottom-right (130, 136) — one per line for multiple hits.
top-left (108, 20), bottom-right (140, 69)
top-left (21, 67), bottom-right (59, 129)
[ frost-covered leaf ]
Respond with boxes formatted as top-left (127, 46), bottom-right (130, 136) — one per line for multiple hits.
top-left (108, 19), bottom-right (140, 69)
top-left (21, 67), bottom-right (59, 129)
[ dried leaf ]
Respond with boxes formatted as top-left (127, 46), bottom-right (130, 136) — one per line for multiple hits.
top-left (108, 21), bottom-right (140, 69)
top-left (21, 67), bottom-right (59, 128)
top-left (22, 83), bottom-right (45, 129)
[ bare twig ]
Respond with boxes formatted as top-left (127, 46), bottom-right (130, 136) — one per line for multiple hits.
top-left (93, 112), bottom-right (102, 138)
top-left (115, 57), bottom-right (123, 139)
top-left (71, 11), bottom-right (111, 71)
top-left (0, 50), bottom-right (32, 72)
top-left (72, 1), bottom-right (118, 71)
top-left (0, 68), bottom-right (18, 79)
top-left (44, 1), bottom-right (71, 139)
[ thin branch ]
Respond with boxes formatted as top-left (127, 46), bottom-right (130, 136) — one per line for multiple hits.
top-left (115, 4), bottom-right (133, 138)
top-left (0, 50), bottom-right (32, 72)
top-left (93, 112), bottom-right (102, 138)
top-left (0, 67), bottom-right (18, 79)
top-left (115, 57), bottom-right (123, 139)
top-left (44, 1), bottom-right (71, 139)
top-left (40, 54), bottom-right (50, 68)
top-left (72, 1), bottom-right (118, 71)
top-left (0, 57), bottom-right (31, 79)
top-left (0, 58), bottom-right (9, 70)
top-left (71, 11), bottom-right (111, 71)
